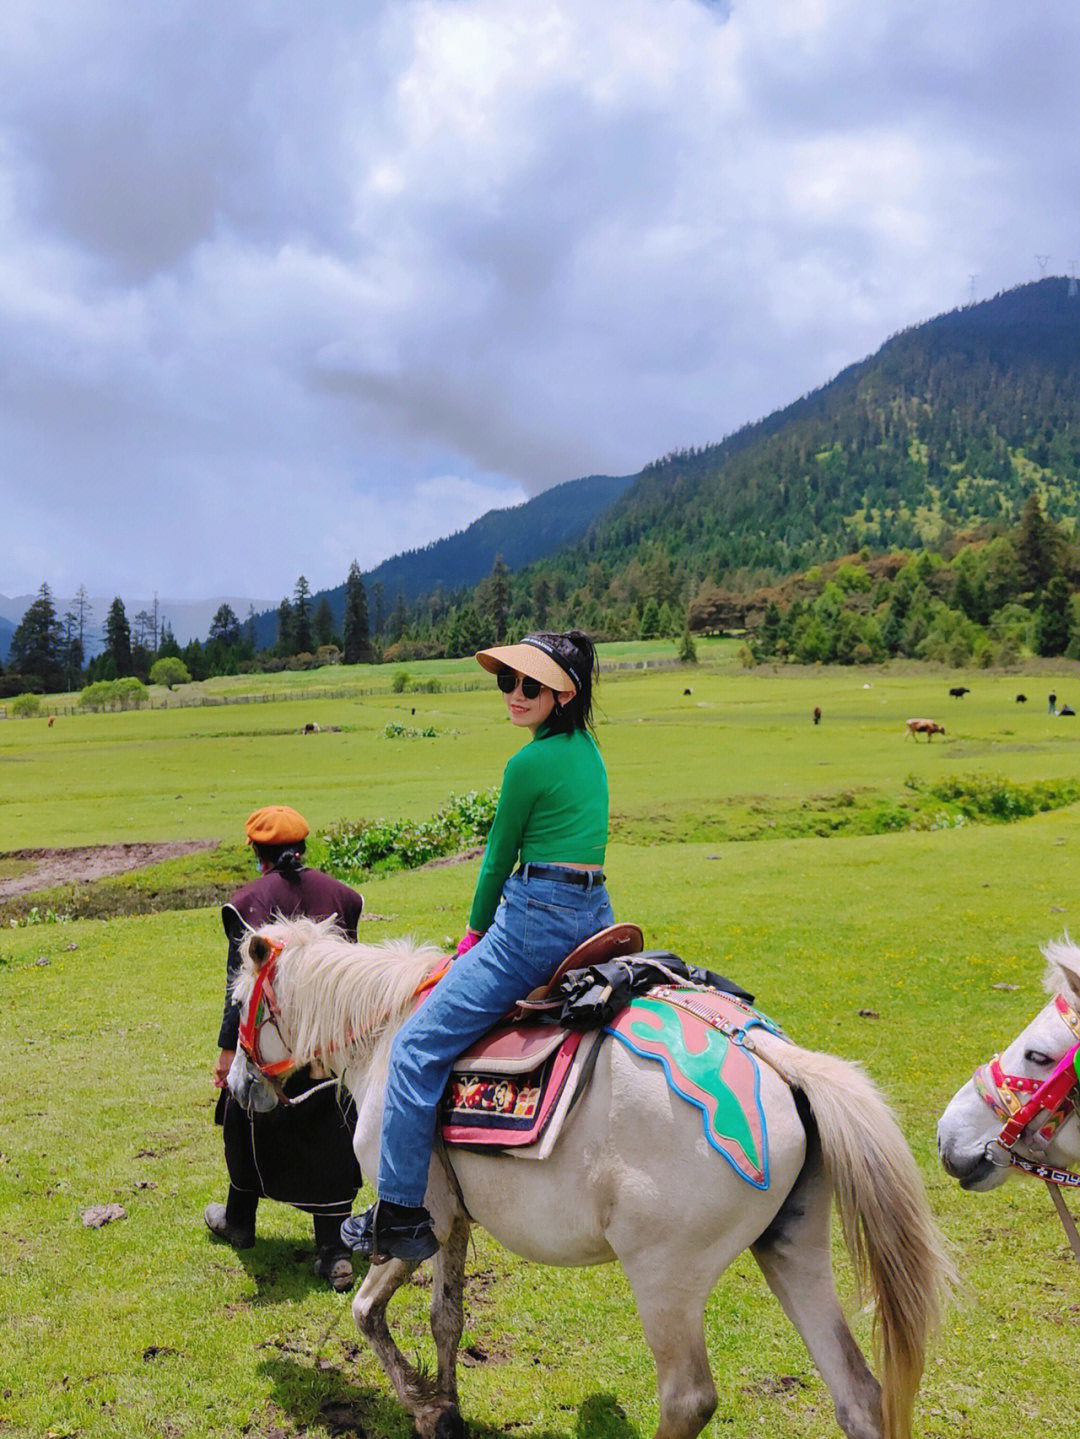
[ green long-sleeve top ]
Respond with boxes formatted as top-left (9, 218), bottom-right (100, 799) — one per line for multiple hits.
top-left (468, 723), bottom-right (609, 934)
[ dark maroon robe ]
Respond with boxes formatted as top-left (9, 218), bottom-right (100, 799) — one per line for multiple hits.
top-left (216, 865), bottom-right (365, 1213)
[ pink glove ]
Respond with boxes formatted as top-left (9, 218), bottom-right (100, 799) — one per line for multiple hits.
top-left (455, 928), bottom-right (483, 957)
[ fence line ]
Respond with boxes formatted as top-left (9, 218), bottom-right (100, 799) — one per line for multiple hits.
top-left (1, 655), bottom-right (693, 719)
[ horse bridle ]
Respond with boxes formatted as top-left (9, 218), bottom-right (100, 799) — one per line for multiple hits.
top-left (973, 992), bottom-right (1080, 1264)
top-left (236, 936), bottom-right (452, 1105)
top-left (236, 939), bottom-right (338, 1107)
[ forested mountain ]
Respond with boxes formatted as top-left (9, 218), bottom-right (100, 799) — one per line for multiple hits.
top-left (10, 279), bottom-right (1080, 694)
top-left (540, 277), bottom-right (1080, 590)
top-left (251, 471), bottom-right (633, 648)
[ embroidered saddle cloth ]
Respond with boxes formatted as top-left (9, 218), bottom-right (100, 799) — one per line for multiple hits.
top-left (604, 986), bottom-right (784, 1189)
top-left (441, 1024), bottom-right (591, 1156)
top-left (441, 985), bottom-right (784, 1187)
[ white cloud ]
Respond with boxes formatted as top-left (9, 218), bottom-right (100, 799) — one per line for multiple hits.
top-left (1, 0), bottom-right (1079, 597)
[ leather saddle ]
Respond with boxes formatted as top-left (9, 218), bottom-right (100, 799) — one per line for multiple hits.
top-left (450, 922), bottom-right (644, 1077)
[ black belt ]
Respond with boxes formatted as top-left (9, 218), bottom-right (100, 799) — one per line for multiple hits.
top-left (517, 863), bottom-right (605, 888)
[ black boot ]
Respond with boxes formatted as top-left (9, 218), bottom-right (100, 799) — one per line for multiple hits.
top-left (204, 1197), bottom-right (256, 1249)
top-left (345, 1200), bottom-right (438, 1263)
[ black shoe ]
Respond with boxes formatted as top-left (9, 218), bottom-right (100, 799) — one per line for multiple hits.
top-left (204, 1201), bottom-right (255, 1250)
top-left (314, 1246), bottom-right (355, 1291)
top-left (340, 1206), bottom-right (375, 1259)
top-left (368, 1200), bottom-right (439, 1264)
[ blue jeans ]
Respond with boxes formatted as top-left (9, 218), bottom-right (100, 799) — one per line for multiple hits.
top-left (377, 867), bottom-right (614, 1206)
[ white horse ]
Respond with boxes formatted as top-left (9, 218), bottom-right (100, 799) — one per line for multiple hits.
top-left (938, 938), bottom-right (1080, 1195)
top-left (229, 917), bottom-right (952, 1439)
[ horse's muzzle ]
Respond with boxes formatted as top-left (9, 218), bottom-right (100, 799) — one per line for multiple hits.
top-left (227, 1049), bottom-right (280, 1113)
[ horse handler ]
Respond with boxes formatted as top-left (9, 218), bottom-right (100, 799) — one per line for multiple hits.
top-left (206, 805), bottom-right (365, 1291)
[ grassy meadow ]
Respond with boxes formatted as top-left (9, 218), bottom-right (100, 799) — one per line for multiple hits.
top-left (3, 644), bottom-right (1080, 1438)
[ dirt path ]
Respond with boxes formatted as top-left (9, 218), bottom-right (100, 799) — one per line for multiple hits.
top-left (0, 841), bottom-right (219, 898)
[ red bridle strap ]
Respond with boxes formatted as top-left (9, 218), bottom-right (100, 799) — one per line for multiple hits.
top-left (237, 941), bottom-right (295, 1077)
top-left (974, 994), bottom-right (1080, 1186)
top-left (238, 942), bottom-right (452, 1080)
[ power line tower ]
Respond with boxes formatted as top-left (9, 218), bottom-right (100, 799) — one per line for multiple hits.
top-left (967, 274), bottom-right (978, 305)
top-left (1036, 254), bottom-right (1051, 277)
top-left (1069, 262), bottom-right (1078, 299)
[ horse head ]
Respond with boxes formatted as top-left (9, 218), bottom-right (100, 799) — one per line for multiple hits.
top-left (938, 939), bottom-right (1080, 1191)
top-left (226, 921), bottom-right (311, 1112)
top-left (226, 915), bottom-right (447, 1112)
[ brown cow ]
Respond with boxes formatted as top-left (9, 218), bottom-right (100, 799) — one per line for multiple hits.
top-left (906, 717), bottom-right (945, 741)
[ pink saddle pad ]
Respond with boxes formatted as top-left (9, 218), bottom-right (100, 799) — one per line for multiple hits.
top-left (442, 1028), bottom-right (583, 1148)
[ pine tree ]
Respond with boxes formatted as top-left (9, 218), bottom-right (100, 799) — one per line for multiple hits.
top-left (9, 583), bottom-right (63, 691)
top-left (639, 597), bottom-right (661, 638)
top-left (293, 577), bottom-right (313, 653)
top-left (1016, 495), bottom-right (1058, 594)
top-left (371, 581), bottom-right (386, 639)
top-left (314, 595), bottom-right (335, 647)
top-left (389, 591), bottom-right (408, 644)
top-left (73, 584), bottom-right (93, 657)
top-left (275, 597), bottom-right (294, 658)
top-left (104, 597), bottom-right (132, 676)
top-left (208, 604), bottom-right (241, 646)
top-left (1034, 576), bottom-right (1073, 655)
top-left (342, 561), bottom-right (373, 664)
top-left (478, 555), bottom-right (510, 641)
top-left (532, 575), bottom-right (551, 629)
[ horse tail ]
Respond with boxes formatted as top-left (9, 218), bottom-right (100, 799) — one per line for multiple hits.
top-left (753, 1031), bottom-right (954, 1439)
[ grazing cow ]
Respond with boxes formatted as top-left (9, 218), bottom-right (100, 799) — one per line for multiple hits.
top-left (812, 705), bottom-right (821, 725)
top-left (948, 686), bottom-right (970, 698)
top-left (1016, 693), bottom-right (1027, 703)
top-left (906, 717), bottom-right (946, 741)
top-left (683, 688), bottom-right (692, 696)
top-left (47, 715), bottom-right (55, 727)
top-left (303, 722), bottom-right (320, 734)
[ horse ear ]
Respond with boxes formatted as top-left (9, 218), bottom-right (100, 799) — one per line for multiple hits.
top-left (1045, 935), bottom-right (1080, 1002)
top-left (1060, 954), bottom-right (1080, 1004)
top-left (250, 935), bottom-right (275, 967)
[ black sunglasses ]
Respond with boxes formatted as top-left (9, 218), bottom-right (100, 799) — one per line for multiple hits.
top-left (496, 669), bottom-right (545, 699)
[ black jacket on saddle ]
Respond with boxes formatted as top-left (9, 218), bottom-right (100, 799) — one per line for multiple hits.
top-left (552, 952), bottom-right (754, 1030)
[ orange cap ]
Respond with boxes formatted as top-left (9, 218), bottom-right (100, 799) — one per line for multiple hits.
top-left (245, 805), bottom-right (310, 846)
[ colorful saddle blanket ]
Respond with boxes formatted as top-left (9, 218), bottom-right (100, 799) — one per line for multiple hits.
top-left (441, 1027), bottom-right (585, 1151)
top-left (604, 986), bottom-right (783, 1189)
top-left (441, 985), bottom-right (784, 1187)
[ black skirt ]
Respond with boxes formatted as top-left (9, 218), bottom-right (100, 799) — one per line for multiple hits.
top-left (220, 1071), bottom-right (362, 1213)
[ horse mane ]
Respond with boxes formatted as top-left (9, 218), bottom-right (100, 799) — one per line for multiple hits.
top-left (237, 915), bottom-right (446, 1084)
top-left (1041, 933), bottom-right (1080, 1001)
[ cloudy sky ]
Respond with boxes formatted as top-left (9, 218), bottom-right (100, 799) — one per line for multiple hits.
top-left (3, 0), bottom-right (1079, 602)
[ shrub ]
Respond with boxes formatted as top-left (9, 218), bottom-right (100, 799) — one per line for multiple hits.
top-left (908, 771), bottom-right (1080, 823)
top-left (391, 671), bottom-right (411, 693)
top-left (384, 722), bottom-right (438, 739)
top-left (10, 693), bottom-right (41, 718)
top-left (149, 657), bottom-right (191, 689)
top-left (79, 680), bottom-right (117, 710)
top-left (321, 789), bottom-right (499, 877)
top-left (115, 677), bottom-right (148, 709)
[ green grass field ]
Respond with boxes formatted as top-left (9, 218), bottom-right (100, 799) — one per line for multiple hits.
top-left (3, 649), bottom-right (1080, 1437)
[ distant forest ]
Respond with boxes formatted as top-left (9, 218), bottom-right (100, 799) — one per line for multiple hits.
top-left (6, 278), bottom-right (1080, 702)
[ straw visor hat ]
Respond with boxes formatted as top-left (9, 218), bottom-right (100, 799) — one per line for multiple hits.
top-left (245, 805), bottom-right (310, 846)
top-left (476, 637), bottom-right (578, 695)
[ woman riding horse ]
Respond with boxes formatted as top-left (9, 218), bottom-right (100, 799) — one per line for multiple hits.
top-left (344, 630), bottom-right (614, 1262)
top-left (207, 804), bottom-right (365, 1289)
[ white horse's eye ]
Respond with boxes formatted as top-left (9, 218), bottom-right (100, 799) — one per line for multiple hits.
top-left (1023, 1049), bottom-right (1053, 1067)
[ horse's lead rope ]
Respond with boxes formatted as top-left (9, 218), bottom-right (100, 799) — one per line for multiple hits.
top-left (1046, 1183), bottom-right (1080, 1266)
